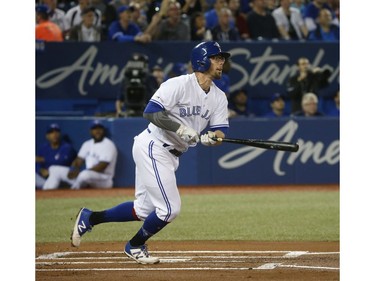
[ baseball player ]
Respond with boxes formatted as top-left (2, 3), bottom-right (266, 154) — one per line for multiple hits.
top-left (71, 41), bottom-right (230, 264)
top-left (36, 123), bottom-right (76, 189)
top-left (43, 120), bottom-right (118, 190)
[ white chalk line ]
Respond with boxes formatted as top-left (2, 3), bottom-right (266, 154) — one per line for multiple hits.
top-left (37, 267), bottom-right (253, 272)
top-left (36, 250), bottom-right (339, 272)
top-left (279, 264), bottom-right (339, 270)
top-left (36, 255), bottom-right (302, 260)
top-left (36, 250), bottom-right (339, 260)
top-left (36, 250), bottom-right (290, 259)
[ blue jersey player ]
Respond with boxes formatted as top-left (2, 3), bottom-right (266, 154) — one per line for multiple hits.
top-left (36, 123), bottom-right (76, 189)
top-left (70, 41), bottom-right (231, 264)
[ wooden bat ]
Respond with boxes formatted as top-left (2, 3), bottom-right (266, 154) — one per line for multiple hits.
top-left (212, 137), bottom-right (299, 152)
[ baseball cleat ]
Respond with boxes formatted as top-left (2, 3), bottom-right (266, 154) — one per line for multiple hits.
top-left (124, 242), bottom-right (160, 264)
top-left (70, 207), bottom-right (93, 247)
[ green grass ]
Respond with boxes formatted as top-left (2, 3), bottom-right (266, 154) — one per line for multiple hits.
top-left (35, 191), bottom-right (339, 243)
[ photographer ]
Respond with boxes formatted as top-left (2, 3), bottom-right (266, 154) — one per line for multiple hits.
top-left (286, 57), bottom-right (332, 113)
top-left (116, 53), bottom-right (159, 117)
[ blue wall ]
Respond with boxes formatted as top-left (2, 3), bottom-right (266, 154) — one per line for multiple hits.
top-left (36, 41), bottom-right (339, 116)
top-left (36, 117), bottom-right (339, 187)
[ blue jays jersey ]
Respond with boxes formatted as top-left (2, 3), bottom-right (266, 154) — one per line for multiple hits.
top-left (36, 141), bottom-right (77, 172)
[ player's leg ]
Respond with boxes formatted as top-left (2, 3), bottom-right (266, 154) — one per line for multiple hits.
top-left (36, 173), bottom-right (46, 189)
top-left (71, 199), bottom-right (141, 247)
top-left (70, 170), bottom-right (112, 189)
top-left (43, 165), bottom-right (72, 190)
top-left (71, 169), bottom-right (140, 247)
top-left (125, 134), bottom-right (180, 264)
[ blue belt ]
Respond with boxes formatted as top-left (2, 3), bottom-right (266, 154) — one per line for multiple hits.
top-left (147, 128), bottom-right (183, 157)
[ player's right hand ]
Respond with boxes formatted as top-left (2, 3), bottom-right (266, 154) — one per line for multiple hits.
top-left (200, 131), bottom-right (217, 146)
top-left (176, 124), bottom-right (199, 144)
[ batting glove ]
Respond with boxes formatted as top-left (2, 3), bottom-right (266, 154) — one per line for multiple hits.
top-left (200, 131), bottom-right (217, 146)
top-left (176, 124), bottom-right (200, 144)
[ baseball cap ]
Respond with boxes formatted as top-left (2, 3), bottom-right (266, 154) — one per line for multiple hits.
top-left (152, 65), bottom-right (163, 71)
top-left (36, 4), bottom-right (49, 14)
top-left (90, 120), bottom-right (105, 129)
top-left (46, 123), bottom-right (60, 133)
top-left (117, 5), bottom-right (133, 14)
top-left (172, 63), bottom-right (187, 75)
top-left (271, 93), bottom-right (283, 103)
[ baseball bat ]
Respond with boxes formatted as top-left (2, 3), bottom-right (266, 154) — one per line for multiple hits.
top-left (212, 137), bottom-right (299, 152)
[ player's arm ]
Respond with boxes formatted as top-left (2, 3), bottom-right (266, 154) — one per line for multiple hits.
top-left (68, 157), bottom-right (85, 179)
top-left (36, 156), bottom-right (45, 163)
top-left (143, 101), bottom-right (181, 132)
top-left (143, 101), bottom-right (199, 143)
top-left (88, 161), bottom-right (109, 173)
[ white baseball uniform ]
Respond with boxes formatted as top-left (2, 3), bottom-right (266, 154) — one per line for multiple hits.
top-left (43, 137), bottom-right (117, 190)
top-left (133, 73), bottom-right (229, 222)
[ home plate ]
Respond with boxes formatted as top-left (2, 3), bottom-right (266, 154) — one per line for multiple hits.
top-left (160, 258), bottom-right (192, 263)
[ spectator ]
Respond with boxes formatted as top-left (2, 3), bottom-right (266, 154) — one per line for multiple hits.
top-left (290, 0), bottom-right (306, 15)
top-left (325, 89), bottom-right (339, 117)
top-left (165, 62), bottom-right (188, 80)
top-left (307, 8), bottom-right (339, 41)
top-left (42, 0), bottom-right (68, 32)
top-left (265, 0), bottom-right (278, 12)
top-left (211, 7), bottom-right (241, 41)
top-left (92, 0), bottom-right (118, 40)
top-left (68, 6), bottom-right (102, 41)
top-left (190, 11), bottom-right (213, 41)
top-left (129, 1), bottom-right (149, 31)
top-left (263, 93), bottom-right (289, 117)
top-left (327, 0), bottom-right (339, 20)
top-left (116, 53), bottom-right (158, 117)
top-left (292, 92), bottom-right (324, 117)
top-left (108, 5), bottom-right (151, 42)
top-left (152, 0), bottom-right (191, 41)
top-left (303, 0), bottom-right (339, 32)
top-left (145, 0), bottom-right (163, 23)
top-left (65, 0), bottom-right (102, 37)
top-left (36, 4), bottom-right (64, 42)
top-left (227, 0), bottom-right (251, 40)
top-left (36, 123), bottom-right (77, 190)
top-left (246, 0), bottom-right (281, 40)
top-left (228, 89), bottom-right (254, 118)
top-left (240, 0), bottom-right (252, 14)
top-left (205, 0), bottom-right (234, 30)
top-left (43, 120), bottom-right (118, 190)
top-left (286, 57), bottom-right (332, 113)
top-left (151, 65), bottom-right (165, 88)
top-left (272, 0), bottom-right (308, 40)
top-left (181, 0), bottom-right (209, 17)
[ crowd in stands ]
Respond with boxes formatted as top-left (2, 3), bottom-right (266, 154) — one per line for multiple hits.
top-left (36, 0), bottom-right (340, 43)
top-left (36, 0), bottom-right (340, 118)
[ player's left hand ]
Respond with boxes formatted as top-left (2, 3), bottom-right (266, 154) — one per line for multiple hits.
top-left (200, 131), bottom-right (217, 146)
top-left (176, 124), bottom-right (200, 144)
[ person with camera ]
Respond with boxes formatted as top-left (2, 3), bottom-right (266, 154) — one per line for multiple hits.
top-left (116, 53), bottom-right (159, 117)
top-left (286, 56), bottom-right (332, 113)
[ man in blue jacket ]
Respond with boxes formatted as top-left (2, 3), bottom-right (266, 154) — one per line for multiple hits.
top-left (108, 5), bottom-right (151, 43)
top-left (36, 123), bottom-right (76, 189)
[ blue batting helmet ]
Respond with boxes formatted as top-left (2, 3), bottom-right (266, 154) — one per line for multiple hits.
top-left (190, 41), bottom-right (231, 72)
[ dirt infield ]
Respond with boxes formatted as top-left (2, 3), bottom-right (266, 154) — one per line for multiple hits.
top-left (36, 185), bottom-right (339, 281)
